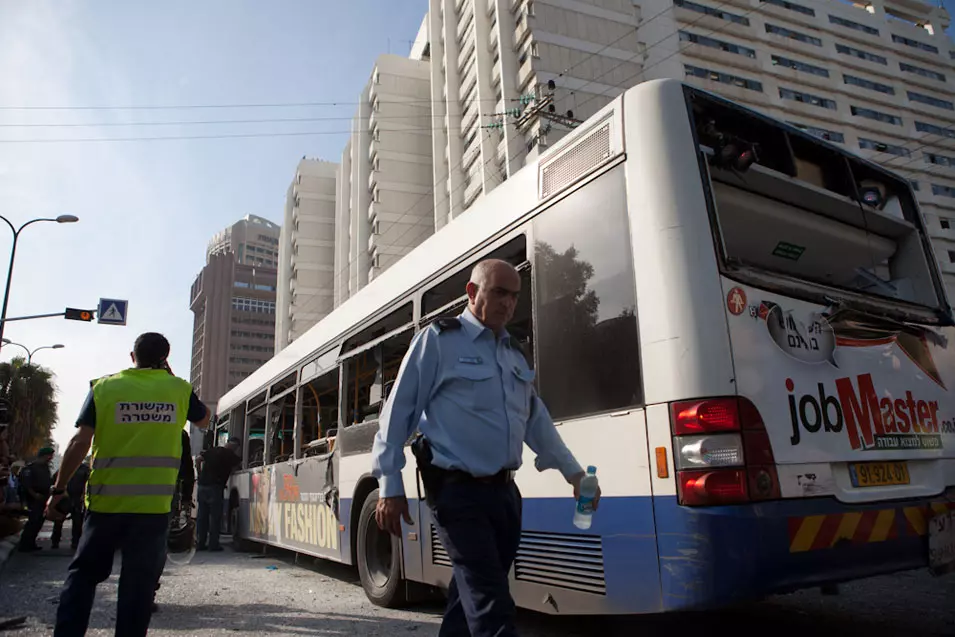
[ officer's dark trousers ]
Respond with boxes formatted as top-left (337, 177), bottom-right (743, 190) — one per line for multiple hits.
top-left (196, 484), bottom-right (224, 549)
top-left (51, 504), bottom-right (85, 549)
top-left (54, 511), bottom-right (169, 637)
top-left (432, 479), bottom-right (522, 637)
top-left (18, 499), bottom-right (45, 549)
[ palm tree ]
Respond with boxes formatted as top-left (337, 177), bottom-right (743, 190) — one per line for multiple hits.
top-left (0, 357), bottom-right (58, 459)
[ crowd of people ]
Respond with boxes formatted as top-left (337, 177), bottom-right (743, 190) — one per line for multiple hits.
top-left (0, 429), bottom-right (92, 551)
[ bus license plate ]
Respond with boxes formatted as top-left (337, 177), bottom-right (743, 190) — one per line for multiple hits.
top-left (928, 511), bottom-right (955, 576)
top-left (848, 461), bottom-right (910, 488)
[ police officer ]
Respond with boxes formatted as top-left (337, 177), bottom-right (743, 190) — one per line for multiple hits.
top-left (50, 458), bottom-right (90, 550)
top-left (18, 446), bottom-right (54, 552)
top-left (45, 332), bottom-right (210, 637)
top-left (371, 259), bottom-right (600, 637)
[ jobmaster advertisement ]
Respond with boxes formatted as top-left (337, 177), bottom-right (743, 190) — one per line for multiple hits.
top-left (722, 280), bottom-right (955, 463)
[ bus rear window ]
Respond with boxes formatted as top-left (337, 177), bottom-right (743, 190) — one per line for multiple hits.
top-left (690, 88), bottom-right (941, 310)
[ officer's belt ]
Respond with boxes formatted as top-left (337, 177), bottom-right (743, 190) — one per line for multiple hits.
top-left (435, 467), bottom-right (515, 486)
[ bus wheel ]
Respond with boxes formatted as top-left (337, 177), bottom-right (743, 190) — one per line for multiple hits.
top-left (357, 488), bottom-right (408, 608)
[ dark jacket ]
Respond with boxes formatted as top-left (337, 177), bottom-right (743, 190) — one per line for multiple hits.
top-left (20, 461), bottom-right (52, 503)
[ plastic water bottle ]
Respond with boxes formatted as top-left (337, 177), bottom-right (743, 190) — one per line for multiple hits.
top-left (573, 466), bottom-right (598, 530)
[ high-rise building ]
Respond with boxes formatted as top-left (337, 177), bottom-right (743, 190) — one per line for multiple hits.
top-left (421, 0), bottom-right (641, 224)
top-left (334, 53), bottom-right (434, 306)
top-left (417, 0), bottom-right (955, 299)
top-left (276, 158), bottom-right (339, 353)
top-left (189, 215), bottom-right (280, 424)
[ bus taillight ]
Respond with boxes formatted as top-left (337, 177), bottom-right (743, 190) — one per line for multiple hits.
top-left (678, 469), bottom-right (748, 506)
top-left (671, 397), bottom-right (781, 506)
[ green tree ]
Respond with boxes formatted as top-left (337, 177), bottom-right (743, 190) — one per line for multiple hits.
top-left (0, 357), bottom-right (58, 459)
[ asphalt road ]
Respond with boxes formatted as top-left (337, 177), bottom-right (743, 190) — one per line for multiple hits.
top-left (0, 530), bottom-right (953, 636)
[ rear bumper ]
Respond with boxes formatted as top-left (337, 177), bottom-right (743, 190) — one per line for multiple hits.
top-left (652, 491), bottom-right (955, 611)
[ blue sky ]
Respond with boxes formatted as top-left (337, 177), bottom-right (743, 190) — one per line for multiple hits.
top-left (0, 0), bottom-right (427, 452)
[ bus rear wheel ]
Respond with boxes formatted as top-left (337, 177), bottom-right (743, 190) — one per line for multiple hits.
top-left (357, 488), bottom-right (408, 608)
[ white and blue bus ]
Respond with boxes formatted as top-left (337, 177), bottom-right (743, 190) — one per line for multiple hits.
top-left (215, 79), bottom-right (955, 615)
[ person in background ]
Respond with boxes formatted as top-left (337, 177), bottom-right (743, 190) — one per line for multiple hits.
top-left (50, 459), bottom-right (91, 550)
top-left (46, 332), bottom-right (210, 637)
top-left (0, 464), bottom-right (24, 540)
top-left (194, 437), bottom-right (241, 551)
top-left (18, 447), bottom-right (55, 552)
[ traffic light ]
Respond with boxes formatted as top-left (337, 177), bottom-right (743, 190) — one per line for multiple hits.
top-left (65, 308), bottom-right (94, 322)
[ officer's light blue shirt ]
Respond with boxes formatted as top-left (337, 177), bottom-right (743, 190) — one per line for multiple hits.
top-left (371, 308), bottom-right (583, 498)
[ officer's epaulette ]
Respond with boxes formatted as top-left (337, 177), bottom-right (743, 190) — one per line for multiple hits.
top-left (432, 318), bottom-right (462, 333)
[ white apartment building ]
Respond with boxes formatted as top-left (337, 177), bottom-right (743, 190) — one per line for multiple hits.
top-left (275, 158), bottom-right (339, 353)
top-left (417, 0), bottom-right (955, 299)
top-left (420, 0), bottom-right (643, 225)
top-left (334, 54), bottom-right (434, 307)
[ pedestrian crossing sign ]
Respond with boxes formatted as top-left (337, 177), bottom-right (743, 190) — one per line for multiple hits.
top-left (97, 298), bottom-right (128, 326)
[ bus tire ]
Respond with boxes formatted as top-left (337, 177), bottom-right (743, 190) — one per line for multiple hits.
top-left (357, 488), bottom-right (408, 608)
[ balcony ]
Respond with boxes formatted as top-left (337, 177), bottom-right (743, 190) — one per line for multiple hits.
top-left (369, 108), bottom-right (377, 133)
top-left (517, 57), bottom-right (534, 90)
top-left (463, 142), bottom-right (480, 171)
top-left (492, 62), bottom-right (502, 86)
top-left (464, 176), bottom-right (483, 206)
top-left (368, 170), bottom-right (377, 193)
top-left (368, 201), bottom-right (378, 221)
top-left (462, 102), bottom-right (479, 131)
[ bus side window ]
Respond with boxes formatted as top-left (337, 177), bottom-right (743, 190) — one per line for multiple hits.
top-left (342, 330), bottom-right (414, 427)
top-left (300, 369), bottom-right (340, 457)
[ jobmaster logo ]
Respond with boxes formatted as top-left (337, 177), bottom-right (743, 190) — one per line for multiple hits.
top-left (787, 373), bottom-right (953, 450)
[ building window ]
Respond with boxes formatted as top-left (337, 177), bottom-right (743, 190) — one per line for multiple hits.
top-left (678, 31), bottom-right (756, 58)
top-left (940, 217), bottom-right (950, 229)
top-left (835, 43), bottom-right (887, 65)
top-left (908, 91), bottom-right (955, 111)
top-left (232, 297), bottom-right (276, 314)
top-left (916, 121), bottom-right (955, 139)
top-left (858, 138), bottom-right (910, 157)
top-left (765, 24), bottom-right (823, 46)
top-left (843, 74), bottom-right (895, 94)
top-left (931, 184), bottom-right (955, 198)
top-left (761, 0), bottom-right (814, 16)
top-left (850, 105), bottom-right (902, 126)
top-left (684, 65), bottom-right (763, 91)
top-left (891, 34), bottom-right (939, 54)
top-left (828, 14), bottom-right (879, 35)
top-left (673, 0), bottom-right (750, 25)
top-left (788, 121), bottom-right (845, 143)
top-left (779, 87), bottom-right (837, 110)
top-left (926, 152), bottom-right (955, 167)
top-left (949, 250), bottom-right (955, 263)
top-left (772, 55), bottom-right (829, 77)
top-left (910, 180), bottom-right (920, 191)
top-left (234, 281), bottom-right (251, 289)
top-left (899, 62), bottom-right (946, 82)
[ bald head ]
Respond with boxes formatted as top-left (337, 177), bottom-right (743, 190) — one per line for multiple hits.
top-left (466, 259), bottom-right (521, 333)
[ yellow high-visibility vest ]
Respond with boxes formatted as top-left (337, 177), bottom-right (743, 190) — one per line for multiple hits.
top-left (87, 368), bottom-right (192, 514)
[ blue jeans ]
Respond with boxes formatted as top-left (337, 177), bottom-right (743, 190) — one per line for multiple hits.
top-left (432, 480), bottom-right (523, 637)
top-left (196, 484), bottom-right (224, 549)
top-left (54, 511), bottom-right (169, 637)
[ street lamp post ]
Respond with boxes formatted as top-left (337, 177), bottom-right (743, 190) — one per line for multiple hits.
top-left (0, 214), bottom-right (79, 346)
top-left (1, 339), bottom-right (65, 364)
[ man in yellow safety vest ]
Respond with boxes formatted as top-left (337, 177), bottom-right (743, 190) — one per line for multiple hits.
top-left (46, 332), bottom-right (210, 637)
